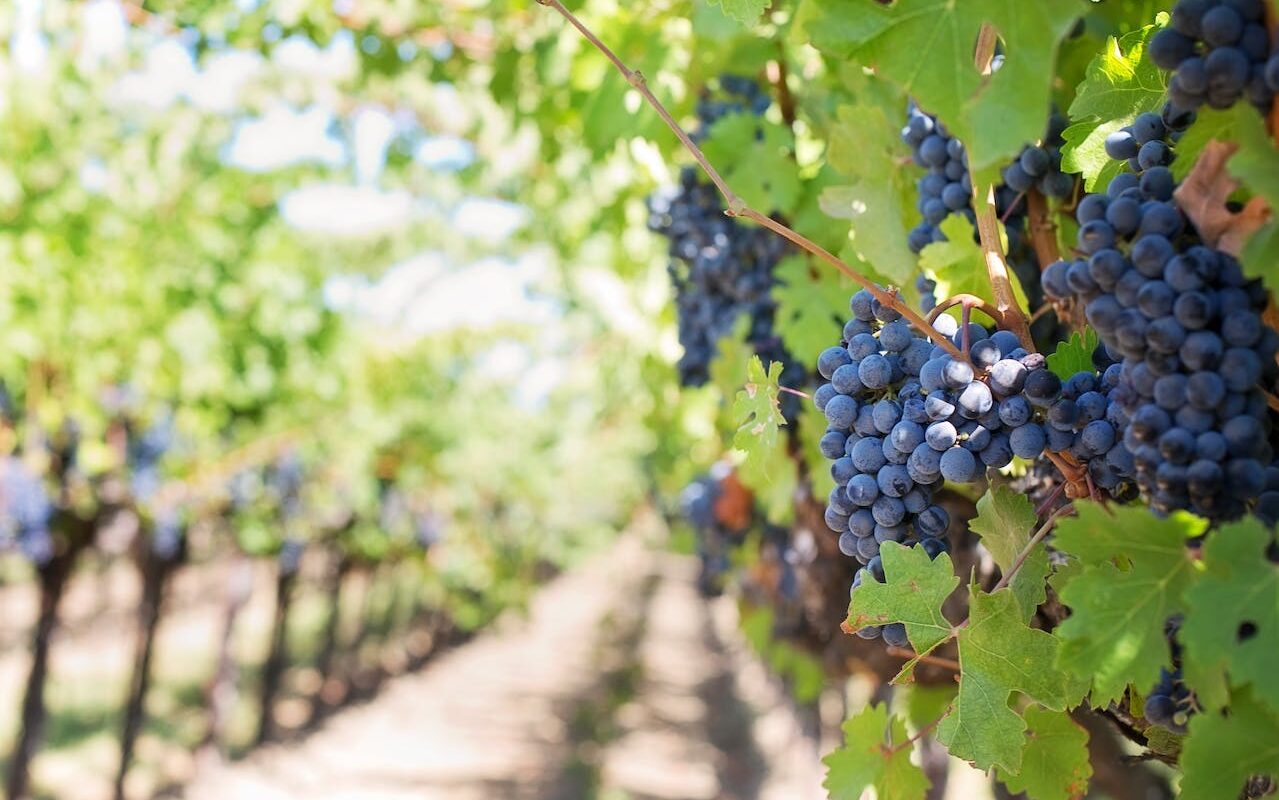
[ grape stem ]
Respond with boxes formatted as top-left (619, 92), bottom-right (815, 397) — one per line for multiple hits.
top-left (1026, 189), bottom-right (1062, 271)
top-left (884, 645), bottom-right (960, 672)
top-left (888, 709), bottom-right (945, 754)
top-left (926, 294), bottom-right (1005, 329)
top-left (777, 385), bottom-right (811, 401)
top-left (533, 0), bottom-right (970, 363)
top-left (990, 502), bottom-right (1074, 594)
top-left (970, 23), bottom-right (1035, 353)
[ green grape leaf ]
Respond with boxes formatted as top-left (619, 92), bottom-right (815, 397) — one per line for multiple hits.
top-left (823, 703), bottom-right (931, 800)
top-left (824, 97), bottom-right (919, 284)
top-left (730, 355), bottom-right (796, 522)
top-left (1170, 106), bottom-right (1242, 181)
top-left (938, 587), bottom-right (1088, 773)
top-left (802, 0), bottom-right (1082, 182)
top-left (918, 215), bottom-right (1030, 313)
top-left (969, 485), bottom-right (1047, 620)
top-left (701, 114), bottom-right (800, 213)
top-left (1142, 724), bottom-right (1184, 758)
top-left (732, 356), bottom-right (787, 458)
top-left (1178, 690), bottom-right (1279, 800)
top-left (905, 684), bottom-right (958, 732)
top-left (994, 707), bottom-right (1092, 800)
top-left (1052, 504), bottom-right (1201, 706)
top-left (705, 0), bottom-right (770, 26)
top-left (1061, 21), bottom-right (1168, 191)
top-left (773, 255), bottom-right (851, 368)
top-left (1045, 328), bottom-right (1099, 380)
top-left (845, 542), bottom-right (959, 657)
top-left (1227, 105), bottom-right (1279, 291)
top-left (1181, 519), bottom-right (1279, 712)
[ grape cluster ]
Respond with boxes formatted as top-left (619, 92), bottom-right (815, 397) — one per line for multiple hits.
top-left (1036, 365), bottom-right (1139, 499)
top-left (128, 414), bottom-right (174, 503)
top-left (1150, 0), bottom-right (1277, 113)
top-left (0, 457), bottom-right (54, 566)
top-left (647, 78), bottom-right (804, 399)
top-left (903, 105), bottom-right (1073, 346)
top-left (680, 465), bottom-right (744, 597)
top-left (1143, 617), bottom-right (1195, 734)
top-left (815, 287), bottom-right (1087, 642)
top-left (1102, 108), bottom-right (1191, 178)
top-left (1043, 171), bottom-right (1279, 520)
top-left (902, 105), bottom-right (974, 254)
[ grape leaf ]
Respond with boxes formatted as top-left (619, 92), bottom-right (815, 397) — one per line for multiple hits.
top-left (1052, 504), bottom-right (1201, 706)
top-left (1061, 21), bottom-right (1167, 191)
top-left (994, 707), bottom-right (1092, 800)
top-left (1170, 106), bottom-right (1241, 181)
top-left (729, 355), bottom-right (796, 522)
top-left (705, 0), bottom-right (770, 26)
top-left (845, 542), bottom-right (958, 656)
top-left (801, 0), bottom-right (1082, 182)
top-left (1226, 104), bottom-right (1279, 291)
top-left (824, 96), bottom-right (919, 284)
top-left (905, 683), bottom-right (958, 731)
top-left (772, 255), bottom-right (851, 368)
top-left (1181, 519), bottom-right (1279, 713)
top-left (918, 215), bottom-right (1030, 312)
top-left (1045, 328), bottom-right (1099, 380)
top-left (1178, 690), bottom-right (1279, 800)
top-left (969, 485), bottom-right (1046, 620)
top-left (823, 703), bottom-right (931, 800)
top-left (700, 113), bottom-right (800, 213)
top-left (938, 587), bottom-right (1087, 773)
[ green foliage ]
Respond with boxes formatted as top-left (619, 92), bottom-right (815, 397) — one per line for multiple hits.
top-left (938, 587), bottom-right (1087, 773)
top-left (705, 0), bottom-right (771, 26)
top-left (1061, 20), bottom-right (1168, 190)
top-left (1227, 106), bottom-right (1279, 291)
top-left (701, 115), bottom-right (800, 213)
top-left (805, 0), bottom-right (1082, 183)
top-left (1052, 505), bottom-right (1202, 705)
top-left (773, 255), bottom-right (851, 368)
top-left (823, 88), bottom-right (919, 284)
top-left (845, 542), bottom-right (958, 658)
top-left (969, 486), bottom-right (1047, 620)
top-left (823, 704), bottom-right (930, 800)
top-left (1179, 691), bottom-right (1279, 800)
top-left (1046, 328), bottom-right (1100, 380)
top-left (1181, 520), bottom-right (1279, 712)
top-left (993, 707), bottom-right (1092, 800)
top-left (729, 356), bottom-right (797, 523)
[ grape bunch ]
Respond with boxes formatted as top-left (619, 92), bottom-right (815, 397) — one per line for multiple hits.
top-left (680, 465), bottom-right (740, 597)
top-left (647, 78), bottom-right (804, 400)
top-left (1036, 365), bottom-right (1139, 499)
top-left (1102, 105), bottom-right (1196, 178)
top-left (1043, 170), bottom-right (1279, 521)
top-left (0, 457), bottom-right (54, 566)
top-left (1150, 0), bottom-right (1277, 113)
top-left (815, 288), bottom-right (1088, 642)
top-left (1143, 616), bottom-right (1195, 734)
top-left (903, 104), bottom-right (1073, 346)
top-left (902, 104), bottom-right (974, 254)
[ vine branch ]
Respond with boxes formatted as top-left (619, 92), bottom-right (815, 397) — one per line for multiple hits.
top-left (991, 503), bottom-right (1074, 593)
top-left (970, 23), bottom-right (1035, 352)
top-left (535, 0), bottom-right (969, 363)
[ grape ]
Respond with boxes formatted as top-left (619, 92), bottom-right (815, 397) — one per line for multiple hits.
top-left (940, 447), bottom-right (979, 482)
top-left (1009, 423), bottom-right (1047, 459)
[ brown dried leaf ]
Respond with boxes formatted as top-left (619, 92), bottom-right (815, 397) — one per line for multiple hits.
top-left (1173, 139), bottom-right (1271, 256)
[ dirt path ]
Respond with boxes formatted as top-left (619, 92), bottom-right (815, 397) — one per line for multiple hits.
top-left (184, 537), bottom-right (826, 800)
